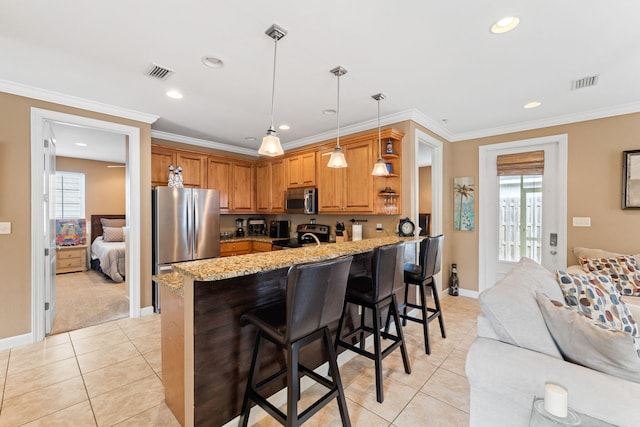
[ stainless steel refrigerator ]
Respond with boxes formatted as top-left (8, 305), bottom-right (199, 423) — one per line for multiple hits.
top-left (152, 187), bottom-right (220, 312)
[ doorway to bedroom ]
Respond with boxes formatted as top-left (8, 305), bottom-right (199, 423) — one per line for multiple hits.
top-left (49, 123), bottom-right (130, 335)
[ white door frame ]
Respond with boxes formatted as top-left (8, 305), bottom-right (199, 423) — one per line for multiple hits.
top-left (31, 108), bottom-right (142, 342)
top-left (478, 134), bottom-right (568, 293)
top-left (413, 129), bottom-right (444, 287)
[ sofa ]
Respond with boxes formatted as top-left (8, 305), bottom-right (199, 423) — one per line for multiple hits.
top-left (466, 255), bottom-right (640, 426)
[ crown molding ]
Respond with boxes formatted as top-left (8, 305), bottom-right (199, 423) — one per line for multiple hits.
top-left (151, 130), bottom-right (258, 156)
top-left (450, 101), bottom-right (640, 142)
top-left (0, 79), bottom-right (159, 124)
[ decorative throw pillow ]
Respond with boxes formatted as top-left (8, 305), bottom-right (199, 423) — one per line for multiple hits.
top-left (536, 292), bottom-right (640, 383)
top-left (579, 256), bottom-right (640, 297)
top-left (556, 271), bottom-right (637, 336)
top-left (103, 226), bottom-right (124, 242)
top-left (101, 218), bottom-right (126, 228)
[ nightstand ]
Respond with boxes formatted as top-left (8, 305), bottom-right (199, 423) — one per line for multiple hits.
top-left (56, 245), bottom-right (87, 274)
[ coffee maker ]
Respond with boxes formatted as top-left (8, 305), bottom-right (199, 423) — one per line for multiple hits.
top-left (247, 218), bottom-right (267, 236)
top-left (235, 218), bottom-right (245, 237)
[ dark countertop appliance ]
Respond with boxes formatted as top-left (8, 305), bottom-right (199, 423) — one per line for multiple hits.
top-left (269, 220), bottom-right (290, 238)
top-left (272, 223), bottom-right (331, 249)
top-left (247, 217), bottom-right (267, 236)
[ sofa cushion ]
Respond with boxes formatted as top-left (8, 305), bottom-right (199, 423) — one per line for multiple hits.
top-left (578, 256), bottom-right (640, 297)
top-left (536, 292), bottom-right (640, 383)
top-left (478, 257), bottom-right (562, 358)
top-left (556, 271), bottom-right (638, 336)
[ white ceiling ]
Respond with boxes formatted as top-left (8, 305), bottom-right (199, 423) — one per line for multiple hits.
top-left (52, 123), bottom-right (126, 164)
top-left (2, 1), bottom-right (640, 157)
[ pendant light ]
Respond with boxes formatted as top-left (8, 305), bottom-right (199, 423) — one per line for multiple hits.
top-left (327, 66), bottom-right (348, 168)
top-left (371, 93), bottom-right (390, 176)
top-left (258, 24), bottom-right (286, 157)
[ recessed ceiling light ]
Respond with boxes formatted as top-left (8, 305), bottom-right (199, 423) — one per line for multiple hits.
top-left (166, 90), bottom-right (183, 99)
top-left (74, 142), bottom-right (87, 147)
top-left (491, 16), bottom-right (520, 34)
top-left (202, 56), bottom-right (224, 68)
top-left (523, 101), bottom-right (542, 109)
top-left (244, 136), bottom-right (257, 141)
top-left (322, 109), bottom-right (336, 115)
top-left (278, 124), bottom-right (290, 130)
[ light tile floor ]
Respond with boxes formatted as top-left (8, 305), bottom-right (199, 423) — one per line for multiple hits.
top-left (0, 295), bottom-right (479, 426)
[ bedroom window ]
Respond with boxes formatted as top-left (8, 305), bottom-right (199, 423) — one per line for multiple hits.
top-left (55, 171), bottom-right (85, 218)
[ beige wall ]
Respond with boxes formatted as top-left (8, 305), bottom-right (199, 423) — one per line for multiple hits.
top-left (450, 112), bottom-right (640, 292)
top-left (56, 157), bottom-right (126, 228)
top-left (419, 166), bottom-right (432, 213)
top-left (0, 91), bottom-right (151, 340)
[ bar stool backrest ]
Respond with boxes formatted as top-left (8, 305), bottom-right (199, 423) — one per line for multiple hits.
top-left (418, 235), bottom-right (444, 280)
top-left (371, 243), bottom-right (403, 301)
top-left (285, 256), bottom-right (353, 342)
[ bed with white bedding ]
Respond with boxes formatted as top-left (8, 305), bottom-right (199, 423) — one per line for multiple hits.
top-left (90, 214), bottom-right (126, 282)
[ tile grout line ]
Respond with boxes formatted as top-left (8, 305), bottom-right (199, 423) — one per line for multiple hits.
top-left (69, 330), bottom-right (100, 427)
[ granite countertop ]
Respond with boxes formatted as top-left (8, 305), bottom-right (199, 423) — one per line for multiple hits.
top-left (155, 237), bottom-right (414, 291)
top-left (219, 236), bottom-right (275, 243)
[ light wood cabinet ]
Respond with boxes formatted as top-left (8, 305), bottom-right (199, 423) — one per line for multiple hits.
top-left (256, 159), bottom-right (285, 213)
top-left (207, 158), bottom-right (254, 213)
top-left (56, 245), bottom-right (87, 274)
top-left (151, 146), bottom-right (176, 187)
top-left (316, 140), bottom-right (374, 213)
top-left (207, 158), bottom-right (231, 211)
top-left (220, 241), bottom-right (251, 257)
top-left (286, 153), bottom-right (316, 188)
top-left (176, 151), bottom-right (207, 188)
top-left (251, 241), bottom-right (272, 253)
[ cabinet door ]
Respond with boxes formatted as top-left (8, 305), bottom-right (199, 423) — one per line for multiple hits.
top-left (316, 149), bottom-right (344, 212)
top-left (207, 158), bottom-right (231, 212)
top-left (151, 147), bottom-right (176, 187)
top-left (300, 153), bottom-right (316, 187)
top-left (231, 162), bottom-right (254, 212)
top-left (177, 152), bottom-right (206, 188)
top-left (285, 156), bottom-right (302, 188)
top-left (271, 159), bottom-right (285, 212)
top-left (343, 141), bottom-right (374, 212)
top-left (256, 162), bottom-right (271, 212)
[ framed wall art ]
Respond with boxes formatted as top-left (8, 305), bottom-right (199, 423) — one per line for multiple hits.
top-left (454, 176), bottom-right (475, 231)
top-left (623, 149), bottom-right (640, 209)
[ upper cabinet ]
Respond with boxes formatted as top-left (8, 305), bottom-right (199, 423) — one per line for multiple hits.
top-left (285, 152), bottom-right (316, 188)
top-left (151, 145), bottom-right (176, 188)
top-left (207, 158), bottom-right (255, 213)
top-left (151, 127), bottom-right (403, 215)
top-left (256, 159), bottom-right (285, 213)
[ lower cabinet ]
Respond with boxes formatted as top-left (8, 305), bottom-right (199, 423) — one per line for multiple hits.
top-left (56, 245), bottom-right (87, 274)
top-left (251, 241), bottom-right (272, 253)
top-left (219, 241), bottom-right (251, 257)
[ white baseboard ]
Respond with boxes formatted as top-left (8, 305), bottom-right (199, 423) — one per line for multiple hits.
top-left (0, 333), bottom-right (33, 351)
top-left (140, 306), bottom-right (155, 317)
top-left (443, 287), bottom-right (479, 299)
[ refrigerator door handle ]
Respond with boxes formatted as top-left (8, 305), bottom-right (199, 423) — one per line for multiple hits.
top-left (187, 192), bottom-right (193, 259)
top-left (193, 191), bottom-right (199, 254)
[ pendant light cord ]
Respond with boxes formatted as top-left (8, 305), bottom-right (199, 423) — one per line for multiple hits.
top-left (377, 98), bottom-right (382, 159)
top-left (269, 37), bottom-right (278, 131)
top-left (336, 72), bottom-right (341, 147)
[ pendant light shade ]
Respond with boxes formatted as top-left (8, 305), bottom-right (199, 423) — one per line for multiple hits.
top-left (371, 93), bottom-right (390, 176)
top-left (258, 24), bottom-right (286, 157)
top-left (327, 66), bottom-right (348, 168)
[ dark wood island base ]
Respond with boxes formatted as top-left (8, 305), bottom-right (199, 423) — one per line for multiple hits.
top-left (157, 237), bottom-right (415, 426)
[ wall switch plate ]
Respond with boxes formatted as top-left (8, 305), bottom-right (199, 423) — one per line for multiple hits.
top-left (376, 223), bottom-right (383, 232)
top-left (0, 222), bottom-right (11, 234)
top-left (572, 217), bottom-right (591, 227)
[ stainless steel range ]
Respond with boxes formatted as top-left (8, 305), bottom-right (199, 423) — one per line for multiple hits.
top-left (272, 223), bottom-right (331, 249)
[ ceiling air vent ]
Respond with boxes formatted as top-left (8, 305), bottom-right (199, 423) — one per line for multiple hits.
top-left (571, 74), bottom-right (599, 90)
top-left (145, 63), bottom-right (174, 81)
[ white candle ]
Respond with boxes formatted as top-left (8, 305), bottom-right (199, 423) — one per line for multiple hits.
top-left (544, 383), bottom-right (568, 418)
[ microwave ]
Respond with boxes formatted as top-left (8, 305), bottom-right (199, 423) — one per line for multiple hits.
top-left (285, 188), bottom-right (317, 214)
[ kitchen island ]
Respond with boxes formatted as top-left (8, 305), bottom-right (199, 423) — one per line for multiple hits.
top-left (156, 237), bottom-right (415, 426)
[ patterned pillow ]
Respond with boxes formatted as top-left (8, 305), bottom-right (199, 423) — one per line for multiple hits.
top-left (536, 292), bottom-right (640, 383)
top-left (103, 226), bottom-right (124, 242)
top-left (556, 271), bottom-right (638, 336)
top-left (579, 256), bottom-right (640, 297)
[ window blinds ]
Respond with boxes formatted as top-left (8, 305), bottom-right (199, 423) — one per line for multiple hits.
top-left (496, 150), bottom-right (544, 176)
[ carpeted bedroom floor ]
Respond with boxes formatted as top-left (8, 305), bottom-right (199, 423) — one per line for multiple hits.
top-left (50, 269), bottom-right (129, 335)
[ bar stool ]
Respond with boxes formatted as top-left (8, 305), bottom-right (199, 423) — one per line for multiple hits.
top-left (238, 256), bottom-right (353, 427)
top-left (335, 243), bottom-right (411, 403)
top-left (400, 234), bottom-right (445, 355)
